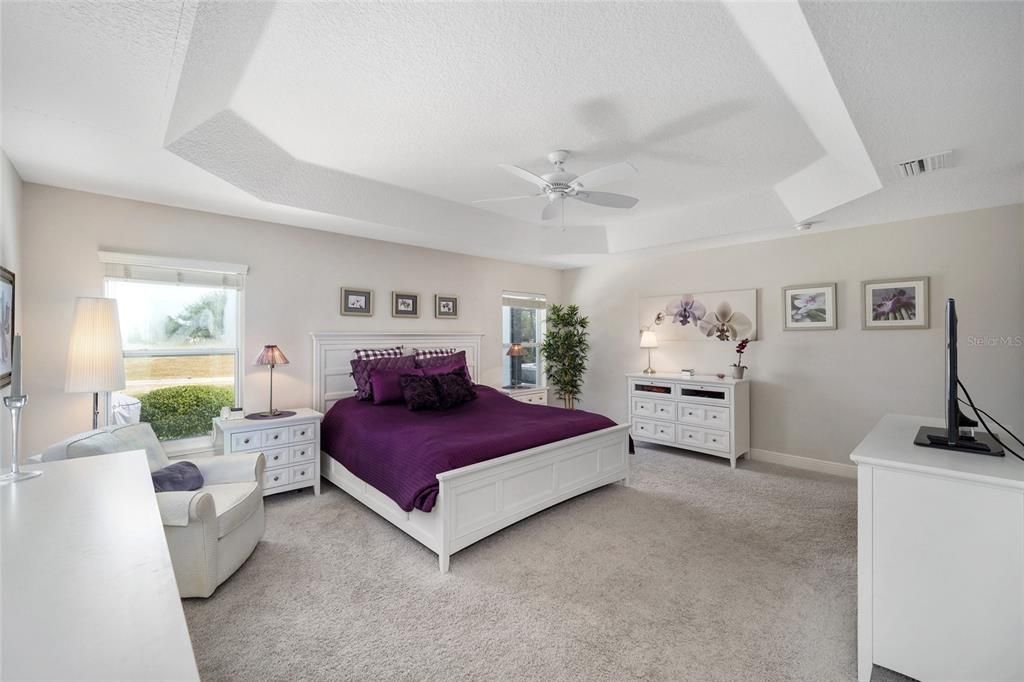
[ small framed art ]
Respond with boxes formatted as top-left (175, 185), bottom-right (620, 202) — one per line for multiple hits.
top-left (862, 276), bottom-right (929, 330)
top-left (392, 291), bottom-right (420, 318)
top-left (0, 267), bottom-right (13, 388)
top-left (782, 283), bottom-right (836, 331)
top-left (341, 287), bottom-right (373, 316)
top-left (435, 294), bottom-right (459, 319)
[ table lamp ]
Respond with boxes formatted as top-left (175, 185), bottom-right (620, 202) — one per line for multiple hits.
top-left (65, 297), bottom-right (125, 429)
top-left (248, 345), bottom-right (295, 419)
top-left (506, 343), bottom-right (525, 387)
top-left (640, 329), bottom-right (658, 375)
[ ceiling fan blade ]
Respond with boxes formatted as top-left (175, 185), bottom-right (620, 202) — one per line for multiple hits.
top-left (498, 164), bottom-right (551, 189)
top-left (570, 161), bottom-right (637, 190)
top-left (575, 191), bottom-right (638, 209)
top-left (472, 193), bottom-right (543, 203)
top-left (541, 199), bottom-right (561, 221)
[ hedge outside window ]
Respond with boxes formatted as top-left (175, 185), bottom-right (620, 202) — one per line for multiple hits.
top-left (105, 278), bottom-right (241, 442)
top-left (502, 292), bottom-right (547, 388)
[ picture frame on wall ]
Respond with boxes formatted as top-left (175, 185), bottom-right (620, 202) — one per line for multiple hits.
top-left (434, 294), bottom-right (459, 319)
top-left (391, 291), bottom-right (420, 318)
top-left (862, 276), bottom-right (929, 330)
top-left (340, 287), bottom-right (373, 317)
top-left (0, 267), bottom-right (12, 389)
top-left (782, 283), bottom-right (837, 331)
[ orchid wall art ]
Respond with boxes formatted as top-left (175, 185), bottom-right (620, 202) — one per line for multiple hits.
top-left (862, 277), bottom-right (929, 330)
top-left (782, 283), bottom-right (836, 331)
top-left (639, 289), bottom-right (757, 342)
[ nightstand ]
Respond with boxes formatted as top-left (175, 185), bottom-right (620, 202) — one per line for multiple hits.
top-left (497, 386), bottom-right (549, 406)
top-left (213, 408), bottom-right (323, 496)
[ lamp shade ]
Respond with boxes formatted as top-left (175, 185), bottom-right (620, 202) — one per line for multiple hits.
top-left (255, 344), bottom-right (289, 366)
top-left (506, 343), bottom-right (525, 357)
top-left (65, 297), bottom-right (126, 393)
top-left (639, 330), bottom-right (658, 349)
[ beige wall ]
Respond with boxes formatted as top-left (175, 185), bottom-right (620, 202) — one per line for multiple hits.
top-left (0, 152), bottom-right (22, 467)
top-left (562, 203), bottom-right (1024, 465)
top-left (19, 184), bottom-right (562, 455)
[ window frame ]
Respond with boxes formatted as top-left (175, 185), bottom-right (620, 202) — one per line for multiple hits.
top-left (101, 257), bottom-right (246, 453)
top-left (501, 292), bottom-right (547, 388)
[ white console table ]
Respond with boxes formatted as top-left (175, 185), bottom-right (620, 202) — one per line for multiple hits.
top-left (1, 451), bottom-right (199, 680)
top-left (851, 414), bottom-right (1024, 682)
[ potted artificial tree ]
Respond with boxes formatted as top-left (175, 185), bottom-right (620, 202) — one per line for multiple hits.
top-left (540, 304), bottom-right (590, 409)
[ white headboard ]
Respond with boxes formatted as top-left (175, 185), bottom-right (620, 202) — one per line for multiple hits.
top-left (311, 331), bottom-right (483, 413)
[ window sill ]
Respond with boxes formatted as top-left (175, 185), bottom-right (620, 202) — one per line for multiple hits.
top-left (164, 435), bottom-right (217, 459)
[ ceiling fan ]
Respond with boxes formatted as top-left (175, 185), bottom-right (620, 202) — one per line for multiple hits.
top-left (475, 150), bottom-right (638, 222)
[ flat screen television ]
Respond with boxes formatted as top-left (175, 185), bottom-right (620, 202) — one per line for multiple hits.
top-left (914, 298), bottom-right (1004, 456)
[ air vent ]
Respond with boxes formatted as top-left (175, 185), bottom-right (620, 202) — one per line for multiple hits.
top-left (894, 150), bottom-right (953, 178)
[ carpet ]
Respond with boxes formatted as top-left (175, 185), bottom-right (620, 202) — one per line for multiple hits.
top-left (182, 445), bottom-right (910, 681)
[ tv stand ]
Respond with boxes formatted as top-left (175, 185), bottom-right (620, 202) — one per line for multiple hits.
top-left (914, 425), bottom-right (1005, 456)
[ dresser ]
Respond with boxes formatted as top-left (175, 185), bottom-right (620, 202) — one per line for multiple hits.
top-left (214, 408), bottom-right (323, 496)
top-left (626, 373), bottom-right (750, 468)
top-left (851, 414), bottom-right (1024, 682)
top-left (497, 385), bottom-right (549, 405)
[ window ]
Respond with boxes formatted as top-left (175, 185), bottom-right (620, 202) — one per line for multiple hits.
top-left (102, 253), bottom-right (246, 449)
top-left (502, 292), bottom-right (547, 388)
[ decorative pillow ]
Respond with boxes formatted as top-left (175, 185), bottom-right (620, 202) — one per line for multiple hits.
top-left (371, 368), bottom-right (424, 405)
top-left (351, 355), bottom-right (416, 400)
top-left (151, 461), bottom-right (204, 493)
top-left (353, 346), bottom-right (403, 360)
top-left (416, 350), bottom-right (469, 380)
top-left (414, 347), bottom-right (457, 360)
top-left (399, 374), bottom-right (441, 411)
top-left (434, 371), bottom-right (477, 409)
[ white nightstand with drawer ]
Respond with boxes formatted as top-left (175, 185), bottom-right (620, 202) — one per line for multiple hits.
top-left (627, 373), bottom-right (750, 469)
top-left (213, 408), bottom-right (323, 496)
top-left (497, 386), bottom-right (549, 406)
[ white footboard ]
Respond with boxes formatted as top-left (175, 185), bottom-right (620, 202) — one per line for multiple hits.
top-left (320, 424), bottom-right (630, 572)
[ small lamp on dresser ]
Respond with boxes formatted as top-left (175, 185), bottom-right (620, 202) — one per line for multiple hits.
top-left (506, 343), bottom-right (525, 387)
top-left (639, 329), bottom-right (658, 375)
top-left (248, 344), bottom-right (295, 419)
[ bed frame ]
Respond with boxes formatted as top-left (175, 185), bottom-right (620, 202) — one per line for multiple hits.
top-left (311, 331), bottom-right (630, 573)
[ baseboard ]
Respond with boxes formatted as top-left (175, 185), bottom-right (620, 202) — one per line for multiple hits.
top-left (749, 448), bottom-right (856, 479)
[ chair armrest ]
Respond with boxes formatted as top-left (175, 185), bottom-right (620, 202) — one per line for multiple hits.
top-left (156, 490), bottom-right (216, 527)
top-left (182, 452), bottom-right (266, 486)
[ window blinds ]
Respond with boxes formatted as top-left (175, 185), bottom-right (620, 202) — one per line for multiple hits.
top-left (99, 251), bottom-right (248, 289)
top-left (502, 292), bottom-right (547, 310)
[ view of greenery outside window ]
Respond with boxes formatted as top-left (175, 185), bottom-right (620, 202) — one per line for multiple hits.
top-left (105, 279), bottom-right (240, 442)
top-left (502, 292), bottom-right (547, 387)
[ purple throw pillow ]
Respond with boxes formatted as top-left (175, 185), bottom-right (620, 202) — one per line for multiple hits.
top-left (434, 371), bottom-right (477, 409)
top-left (399, 374), bottom-right (441, 411)
top-left (351, 355), bottom-right (416, 400)
top-left (371, 368), bottom-right (424, 405)
top-left (417, 350), bottom-right (469, 380)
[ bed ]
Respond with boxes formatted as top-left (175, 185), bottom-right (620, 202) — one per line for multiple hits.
top-left (312, 331), bottom-right (630, 572)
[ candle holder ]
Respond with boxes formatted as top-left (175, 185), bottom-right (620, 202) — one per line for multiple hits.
top-left (0, 394), bottom-right (41, 484)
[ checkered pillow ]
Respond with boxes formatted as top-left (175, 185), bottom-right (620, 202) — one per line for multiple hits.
top-left (353, 346), bottom-right (404, 360)
top-left (413, 347), bottom-right (457, 360)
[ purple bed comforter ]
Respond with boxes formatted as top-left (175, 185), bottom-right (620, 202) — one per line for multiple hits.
top-left (321, 386), bottom-right (617, 512)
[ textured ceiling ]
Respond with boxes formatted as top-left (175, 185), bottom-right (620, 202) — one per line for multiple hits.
top-left (1, 1), bottom-right (1020, 266)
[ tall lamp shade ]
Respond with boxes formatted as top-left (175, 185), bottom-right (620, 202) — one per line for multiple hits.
top-left (639, 329), bottom-right (658, 375)
top-left (506, 343), bottom-right (525, 388)
top-left (65, 297), bottom-right (126, 428)
top-left (248, 345), bottom-right (294, 419)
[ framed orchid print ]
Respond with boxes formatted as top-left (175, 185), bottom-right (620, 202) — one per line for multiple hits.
top-left (862, 276), bottom-right (929, 330)
top-left (639, 289), bottom-right (757, 341)
top-left (782, 283), bottom-right (836, 331)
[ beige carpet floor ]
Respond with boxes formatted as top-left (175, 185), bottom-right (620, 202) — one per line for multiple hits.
top-left (183, 445), bottom-right (911, 681)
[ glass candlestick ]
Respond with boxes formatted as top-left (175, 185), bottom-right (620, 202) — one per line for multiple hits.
top-left (0, 395), bottom-right (42, 483)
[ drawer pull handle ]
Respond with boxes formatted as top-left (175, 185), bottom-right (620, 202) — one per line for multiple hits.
top-left (273, 435), bottom-right (279, 440)
top-left (244, 438), bottom-right (250, 444)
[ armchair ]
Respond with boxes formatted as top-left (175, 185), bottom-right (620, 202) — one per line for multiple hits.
top-left (41, 423), bottom-right (266, 598)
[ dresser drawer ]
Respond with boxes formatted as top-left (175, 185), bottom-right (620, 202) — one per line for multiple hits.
top-left (678, 403), bottom-right (730, 428)
top-left (677, 425), bottom-right (731, 453)
top-left (263, 447), bottom-right (289, 469)
top-left (289, 443), bottom-right (315, 463)
top-left (632, 398), bottom-right (675, 418)
top-left (629, 379), bottom-right (675, 397)
top-left (261, 427), bottom-right (289, 447)
top-left (231, 430), bottom-right (261, 451)
top-left (264, 467), bottom-right (290, 489)
top-left (674, 384), bottom-right (731, 405)
top-left (290, 463), bottom-right (315, 484)
top-left (632, 418), bottom-right (674, 443)
top-left (521, 392), bottom-right (547, 405)
top-left (290, 423), bottom-right (315, 443)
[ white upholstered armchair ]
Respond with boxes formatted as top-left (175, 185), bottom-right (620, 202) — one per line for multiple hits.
top-left (41, 423), bottom-right (266, 598)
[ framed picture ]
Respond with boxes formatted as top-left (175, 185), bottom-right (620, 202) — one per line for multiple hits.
top-left (0, 267), bottom-right (13, 389)
top-left (782, 283), bottom-right (836, 331)
top-left (391, 291), bottom-right (420, 318)
top-left (340, 287), bottom-right (373, 316)
top-left (434, 294), bottom-right (459, 319)
top-left (862, 276), bottom-right (929, 330)
top-left (639, 288), bottom-right (757, 341)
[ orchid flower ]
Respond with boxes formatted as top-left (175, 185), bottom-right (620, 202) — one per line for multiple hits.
top-left (665, 295), bottom-right (706, 327)
top-left (698, 301), bottom-right (753, 341)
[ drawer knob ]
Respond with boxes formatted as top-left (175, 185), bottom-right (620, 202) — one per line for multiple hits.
top-left (244, 438), bottom-right (250, 444)
top-left (273, 435), bottom-right (279, 440)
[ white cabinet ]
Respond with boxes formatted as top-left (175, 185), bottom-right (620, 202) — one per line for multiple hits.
top-left (498, 386), bottom-right (550, 406)
top-left (214, 408), bottom-right (323, 496)
top-left (626, 373), bottom-right (750, 469)
top-left (851, 414), bottom-right (1024, 682)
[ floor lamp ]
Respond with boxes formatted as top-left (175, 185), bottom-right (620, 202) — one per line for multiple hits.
top-left (65, 297), bottom-right (125, 429)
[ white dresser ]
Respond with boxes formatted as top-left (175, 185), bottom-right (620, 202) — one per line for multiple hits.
top-left (852, 414), bottom-right (1024, 682)
top-left (497, 385), bottom-right (549, 405)
top-left (626, 373), bottom-right (750, 468)
top-left (214, 408), bottom-right (323, 496)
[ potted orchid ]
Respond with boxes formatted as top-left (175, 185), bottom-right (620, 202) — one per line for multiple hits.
top-left (731, 338), bottom-right (749, 379)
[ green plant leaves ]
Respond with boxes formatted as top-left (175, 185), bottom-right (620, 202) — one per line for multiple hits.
top-left (539, 304), bottom-right (590, 406)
